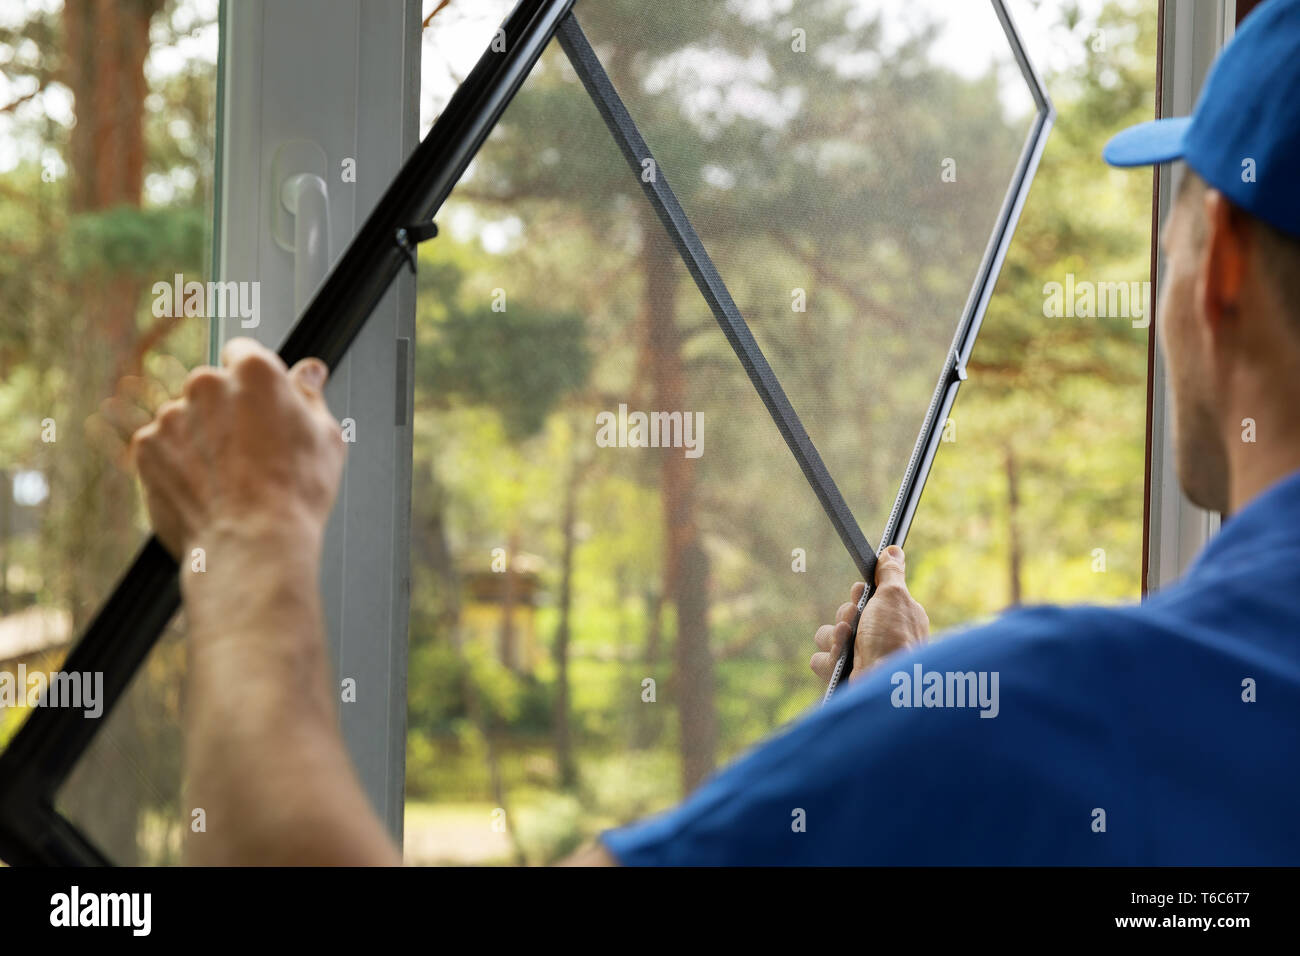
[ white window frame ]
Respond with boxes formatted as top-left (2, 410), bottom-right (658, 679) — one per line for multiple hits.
top-left (1145, 0), bottom-right (1234, 593)
top-left (213, 0), bottom-right (421, 840)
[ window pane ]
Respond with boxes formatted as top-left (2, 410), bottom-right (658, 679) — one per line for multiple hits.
top-left (0, 0), bottom-right (221, 863)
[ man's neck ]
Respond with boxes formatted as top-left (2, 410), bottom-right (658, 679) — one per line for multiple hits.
top-left (1226, 403), bottom-right (1300, 516)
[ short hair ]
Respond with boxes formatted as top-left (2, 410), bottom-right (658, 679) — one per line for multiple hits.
top-left (1252, 215), bottom-right (1300, 326)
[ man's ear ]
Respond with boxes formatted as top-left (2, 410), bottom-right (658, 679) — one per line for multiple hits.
top-left (1200, 189), bottom-right (1247, 336)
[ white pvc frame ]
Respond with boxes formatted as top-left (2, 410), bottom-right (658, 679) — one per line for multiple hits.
top-left (1145, 0), bottom-right (1234, 592)
top-left (213, 0), bottom-right (421, 841)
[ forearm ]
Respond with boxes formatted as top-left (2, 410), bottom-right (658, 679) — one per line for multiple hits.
top-left (180, 516), bottom-right (400, 866)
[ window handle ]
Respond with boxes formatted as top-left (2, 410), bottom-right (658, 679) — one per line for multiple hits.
top-left (281, 172), bottom-right (332, 314)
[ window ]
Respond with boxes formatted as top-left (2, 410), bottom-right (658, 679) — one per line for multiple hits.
top-left (0, 0), bottom-right (1169, 867)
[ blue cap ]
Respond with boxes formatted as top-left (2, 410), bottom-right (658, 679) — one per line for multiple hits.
top-left (1102, 0), bottom-right (1300, 239)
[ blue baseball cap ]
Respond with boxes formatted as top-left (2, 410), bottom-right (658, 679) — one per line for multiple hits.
top-left (1103, 0), bottom-right (1300, 239)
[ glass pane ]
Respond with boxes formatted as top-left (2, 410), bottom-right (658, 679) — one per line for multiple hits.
top-left (0, 0), bottom-right (221, 863)
top-left (405, 0), bottom-right (1042, 864)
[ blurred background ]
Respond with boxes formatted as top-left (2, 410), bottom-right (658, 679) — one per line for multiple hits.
top-left (0, 0), bottom-right (1154, 864)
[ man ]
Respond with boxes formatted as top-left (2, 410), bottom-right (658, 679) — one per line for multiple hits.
top-left (132, 0), bottom-right (1300, 865)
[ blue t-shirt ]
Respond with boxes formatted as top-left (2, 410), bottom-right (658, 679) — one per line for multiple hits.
top-left (601, 470), bottom-right (1300, 865)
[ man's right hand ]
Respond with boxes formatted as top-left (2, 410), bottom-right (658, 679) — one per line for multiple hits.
top-left (811, 545), bottom-right (930, 685)
top-left (129, 337), bottom-right (346, 562)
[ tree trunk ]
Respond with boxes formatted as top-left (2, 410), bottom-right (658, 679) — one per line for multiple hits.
top-left (1005, 445), bottom-right (1023, 607)
top-left (413, 462), bottom-right (462, 637)
top-left (639, 214), bottom-right (716, 794)
top-left (673, 539), bottom-right (714, 791)
top-left (643, 588), bottom-right (662, 668)
top-left (55, 0), bottom-right (165, 866)
top-left (631, 585), bottom-right (664, 750)
top-left (0, 469), bottom-right (11, 616)
top-left (498, 531), bottom-right (518, 670)
top-left (416, 461), bottom-right (524, 863)
top-left (553, 443), bottom-right (580, 787)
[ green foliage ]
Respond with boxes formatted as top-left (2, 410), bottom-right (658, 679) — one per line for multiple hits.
top-left (62, 206), bottom-right (208, 278)
top-left (908, 0), bottom-right (1157, 622)
top-left (404, 0), bottom-right (1160, 853)
top-left (418, 304), bottom-right (591, 440)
